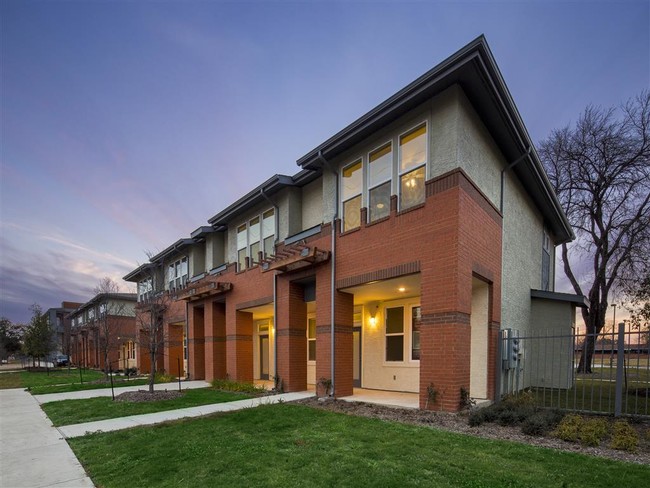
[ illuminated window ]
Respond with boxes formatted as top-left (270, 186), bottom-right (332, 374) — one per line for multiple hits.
top-left (368, 142), bottom-right (392, 222)
top-left (342, 160), bottom-right (362, 232)
top-left (399, 124), bottom-right (427, 210)
top-left (307, 317), bottom-right (316, 361)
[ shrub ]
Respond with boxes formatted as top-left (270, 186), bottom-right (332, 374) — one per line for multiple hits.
top-left (579, 418), bottom-right (608, 447)
top-left (155, 372), bottom-right (176, 383)
top-left (553, 414), bottom-right (584, 442)
top-left (459, 387), bottom-right (476, 410)
top-left (211, 379), bottom-right (267, 395)
top-left (521, 409), bottom-right (564, 437)
top-left (610, 420), bottom-right (639, 452)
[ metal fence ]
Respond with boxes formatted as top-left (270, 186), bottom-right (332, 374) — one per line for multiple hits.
top-left (499, 323), bottom-right (649, 418)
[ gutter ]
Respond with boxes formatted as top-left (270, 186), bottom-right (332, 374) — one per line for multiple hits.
top-left (318, 150), bottom-right (338, 397)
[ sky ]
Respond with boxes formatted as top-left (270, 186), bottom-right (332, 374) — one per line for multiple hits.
top-left (1, 0), bottom-right (648, 323)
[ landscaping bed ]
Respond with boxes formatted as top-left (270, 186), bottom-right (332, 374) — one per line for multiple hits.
top-left (297, 397), bottom-right (649, 465)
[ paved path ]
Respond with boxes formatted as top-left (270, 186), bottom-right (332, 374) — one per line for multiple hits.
top-left (58, 391), bottom-right (313, 438)
top-left (33, 380), bottom-right (211, 403)
top-left (0, 388), bottom-right (94, 488)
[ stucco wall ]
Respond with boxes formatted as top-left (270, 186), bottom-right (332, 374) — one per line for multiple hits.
top-left (205, 232), bottom-right (226, 270)
top-left (301, 178), bottom-right (323, 230)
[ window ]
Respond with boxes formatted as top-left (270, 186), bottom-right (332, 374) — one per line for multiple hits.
top-left (385, 306), bottom-right (404, 361)
top-left (249, 217), bottom-right (261, 265)
top-left (411, 306), bottom-right (421, 360)
top-left (88, 308), bottom-right (95, 321)
top-left (126, 341), bottom-right (135, 359)
top-left (307, 317), bottom-right (316, 361)
top-left (368, 142), bottom-right (392, 222)
top-left (542, 229), bottom-right (551, 291)
top-left (237, 224), bottom-right (247, 271)
top-left (138, 278), bottom-right (153, 302)
top-left (99, 303), bottom-right (107, 316)
top-left (341, 160), bottom-right (362, 232)
top-left (262, 209), bottom-right (275, 257)
top-left (237, 210), bottom-right (275, 271)
top-left (399, 124), bottom-right (427, 210)
top-left (168, 257), bottom-right (188, 290)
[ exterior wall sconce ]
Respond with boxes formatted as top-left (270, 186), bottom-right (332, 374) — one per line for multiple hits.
top-left (368, 305), bottom-right (379, 327)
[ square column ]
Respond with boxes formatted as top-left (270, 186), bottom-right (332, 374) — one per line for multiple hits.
top-left (204, 301), bottom-right (227, 381)
top-left (225, 308), bottom-right (253, 382)
top-left (276, 280), bottom-right (307, 392)
top-left (165, 323), bottom-right (184, 378)
top-left (188, 305), bottom-right (205, 380)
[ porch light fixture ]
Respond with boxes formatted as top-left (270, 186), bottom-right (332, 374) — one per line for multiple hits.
top-left (398, 286), bottom-right (406, 292)
top-left (368, 305), bottom-right (379, 327)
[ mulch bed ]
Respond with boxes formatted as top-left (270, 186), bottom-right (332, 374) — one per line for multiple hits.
top-left (297, 397), bottom-right (650, 465)
top-left (115, 390), bottom-right (185, 402)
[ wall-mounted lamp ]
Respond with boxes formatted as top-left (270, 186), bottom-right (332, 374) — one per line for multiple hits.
top-left (368, 305), bottom-right (379, 327)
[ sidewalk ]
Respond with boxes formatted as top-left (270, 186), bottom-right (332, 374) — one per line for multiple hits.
top-left (0, 388), bottom-right (94, 488)
top-left (33, 380), bottom-right (211, 404)
top-left (58, 391), bottom-right (313, 438)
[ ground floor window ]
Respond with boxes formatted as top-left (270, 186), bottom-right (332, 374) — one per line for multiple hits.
top-left (307, 316), bottom-right (316, 361)
top-left (383, 299), bottom-right (421, 363)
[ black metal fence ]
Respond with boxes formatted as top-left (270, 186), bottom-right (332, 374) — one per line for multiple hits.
top-left (499, 323), bottom-right (649, 417)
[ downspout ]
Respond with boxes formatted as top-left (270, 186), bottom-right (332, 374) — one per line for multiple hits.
top-left (500, 147), bottom-right (531, 213)
top-left (260, 188), bottom-right (280, 382)
top-left (318, 150), bottom-right (337, 397)
top-left (184, 300), bottom-right (189, 380)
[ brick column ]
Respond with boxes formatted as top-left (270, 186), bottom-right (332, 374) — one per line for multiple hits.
top-left (204, 301), bottom-right (227, 381)
top-left (315, 266), bottom-right (354, 398)
top-left (165, 323), bottom-right (184, 378)
top-left (188, 305), bottom-right (205, 380)
top-left (276, 279), bottom-right (307, 392)
top-left (226, 307), bottom-right (253, 383)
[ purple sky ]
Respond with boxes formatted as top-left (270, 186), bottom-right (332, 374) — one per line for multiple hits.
top-left (1, 1), bottom-right (648, 323)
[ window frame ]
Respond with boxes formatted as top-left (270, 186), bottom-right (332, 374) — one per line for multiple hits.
top-left (307, 315), bottom-right (316, 363)
top-left (367, 140), bottom-right (393, 223)
top-left (168, 256), bottom-right (188, 290)
top-left (382, 299), bottom-right (422, 365)
top-left (340, 159), bottom-right (363, 232)
top-left (398, 121), bottom-right (428, 211)
top-left (236, 209), bottom-right (275, 271)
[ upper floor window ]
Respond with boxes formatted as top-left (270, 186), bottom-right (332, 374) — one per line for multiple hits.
top-left (88, 308), bottom-right (95, 321)
top-left (168, 257), bottom-right (188, 290)
top-left (341, 160), bottom-right (362, 232)
top-left (99, 303), bottom-right (107, 316)
top-left (138, 277), bottom-right (153, 302)
top-left (237, 209), bottom-right (275, 271)
top-left (542, 229), bottom-right (551, 291)
top-left (399, 124), bottom-right (427, 210)
top-left (368, 142), bottom-right (392, 223)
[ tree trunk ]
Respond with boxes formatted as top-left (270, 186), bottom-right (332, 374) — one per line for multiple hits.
top-left (149, 347), bottom-right (156, 393)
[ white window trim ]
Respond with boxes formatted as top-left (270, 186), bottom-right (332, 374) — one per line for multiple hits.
top-left (340, 158), bottom-right (364, 232)
top-left (397, 121), bottom-right (428, 211)
top-left (366, 140), bottom-right (393, 223)
top-left (382, 298), bottom-right (421, 366)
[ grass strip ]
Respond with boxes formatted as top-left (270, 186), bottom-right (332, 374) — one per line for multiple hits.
top-left (42, 388), bottom-right (249, 426)
top-left (69, 403), bottom-right (649, 488)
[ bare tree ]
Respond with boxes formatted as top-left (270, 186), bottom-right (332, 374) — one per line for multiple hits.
top-left (539, 91), bottom-right (650, 373)
top-left (93, 277), bottom-right (129, 379)
top-left (135, 259), bottom-right (170, 393)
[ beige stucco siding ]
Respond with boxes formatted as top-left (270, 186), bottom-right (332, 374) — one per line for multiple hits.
top-left (205, 232), bottom-right (226, 270)
top-left (301, 178), bottom-right (323, 229)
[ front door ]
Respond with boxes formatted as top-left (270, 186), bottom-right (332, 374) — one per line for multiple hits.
top-left (260, 335), bottom-right (269, 380)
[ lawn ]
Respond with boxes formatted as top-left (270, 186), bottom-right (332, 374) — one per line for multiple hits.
top-left (69, 404), bottom-right (649, 488)
top-left (0, 369), bottom-right (105, 390)
top-left (42, 388), bottom-right (250, 426)
top-left (30, 377), bottom-right (154, 395)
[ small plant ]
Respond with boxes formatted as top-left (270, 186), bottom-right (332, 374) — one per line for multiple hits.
top-left (579, 418), bottom-right (608, 447)
top-left (521, 410), bottom-right (564, 436)
top-left (155, 372), bottom-right (176, 383)
top-left (272, 375), bottom-right (284, 393)
top-left (425, 383), bottom-right (438, 410)
top-left (459, 386), bottom-right (476, 410)
top-left (317, 377), bottom-right (332, 397)
top-left (125, 367), bottom-right (138, 377)
top-left (610, 420), bottom-right (639, 452)
top-left (553, 414), bottom-right (584, 443)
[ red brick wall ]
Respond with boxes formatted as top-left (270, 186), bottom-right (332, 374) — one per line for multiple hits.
top-left (204, 301), bottom-right (226, 381)
top-left (276, 280), bottom-right (307, 392)
top-left (188, 305), bottom-right (205, 379)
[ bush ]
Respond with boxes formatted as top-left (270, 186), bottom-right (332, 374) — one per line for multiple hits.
top-left (521, 409), bottom-right (565, 437)
top-left (211, 379), bottom-right (267, 394)
top-left (553, 414), bottom-right (584, 442)
top-left (155, 372), bottom-right (176, 383)
top-left (610, 420), bottom-right (639, 452)
top-left (579, 418), bottom-right (608, 447)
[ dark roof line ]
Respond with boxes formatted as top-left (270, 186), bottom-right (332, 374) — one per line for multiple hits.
top-left (69, 293), bottom-right (137, 316)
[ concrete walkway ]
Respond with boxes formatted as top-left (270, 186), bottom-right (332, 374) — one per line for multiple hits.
top-left (0, 388), bottom-right (94, 488)
top-left (58, 391), bottom-right (313, 438)
top-left (34, 380), bottom-right (211, 404)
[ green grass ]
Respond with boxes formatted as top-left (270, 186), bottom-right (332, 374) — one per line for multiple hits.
top-left (30, 377), bottom-right (154, 395)
top-left (42, 388), bottom-right (250, 426)
top-left (0, 369), bottom-right (105, 390)
top-left (69, 404), bottom-right (649, 488)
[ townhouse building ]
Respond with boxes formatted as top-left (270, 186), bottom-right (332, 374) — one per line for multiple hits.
top-left (69, 293), bottom-right (137, 371)
top-left (45, 301), bottom-right (83, 356)
top-left (124, 36), bottom-right (584, 411)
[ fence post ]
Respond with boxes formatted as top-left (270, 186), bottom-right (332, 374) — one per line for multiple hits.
top-left (614, 322), bottom-right (625, 417)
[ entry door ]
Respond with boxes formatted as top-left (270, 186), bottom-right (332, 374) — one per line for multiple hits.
top-left (353, 328), bottom-right (361, 387)
top-left (260, 335), bottom-right (270, 380)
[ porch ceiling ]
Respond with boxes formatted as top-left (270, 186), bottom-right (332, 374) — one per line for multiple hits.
top-left (341, 274), bottom-right (421, 304)
top-left (239, 302), bottom-right (274, 320)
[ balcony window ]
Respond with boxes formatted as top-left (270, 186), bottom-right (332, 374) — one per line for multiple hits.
top-left (138, 278), bottom-right (153, 302)
top-left (342, 160), bottom-right (362, 232)
top-left (399, 124), bottom-right (427, 210)
top-left (237, 224), bottom-right (247, 271)
top-left (237, 210), bottom-right (275, 271)
top-left (249, 217), bottom-right (260, 265)
top-left (262, 209), bottom-right (275, 257)
top-left (168, 257), bottom-right (188, 290)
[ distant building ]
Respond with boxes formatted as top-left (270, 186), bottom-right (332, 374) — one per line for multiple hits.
top-left (68, 293), bottom-right (137, 371)
top-left (45, 301), bottom-right (83, 356)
